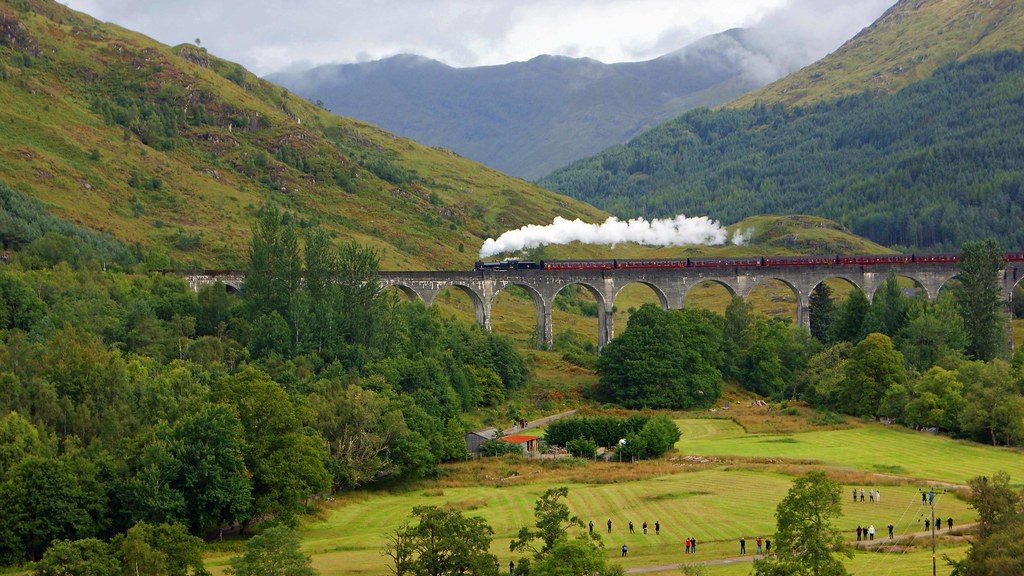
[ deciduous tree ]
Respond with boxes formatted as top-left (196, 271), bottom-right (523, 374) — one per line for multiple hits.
top-left (228, 527), bottom-right (316, 576)
top-left (754, 471), bottom-right (850, 576)
top-left (597, 305), bottom-right (722, 409)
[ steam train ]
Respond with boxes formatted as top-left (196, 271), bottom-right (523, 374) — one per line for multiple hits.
top-left (474, 252), bottom-right (1024, 271)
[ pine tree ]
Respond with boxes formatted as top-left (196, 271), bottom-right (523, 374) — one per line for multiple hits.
top-left (956, 240), bottom-right (1007, 360)
top-left (808, 283), bottom-right (835, 343)
top-left (828, 289), bottom-right (869, 343)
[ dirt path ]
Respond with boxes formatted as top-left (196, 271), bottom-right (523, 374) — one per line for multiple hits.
top-left (503, 409), bottom-right (576, 435)
top-left (625, 523), bottom-right (978, 574)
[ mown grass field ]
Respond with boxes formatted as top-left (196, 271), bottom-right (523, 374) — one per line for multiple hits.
top-left (691, 544), bottom-right (967, 576)
top-left (202, 417), bottom-right (1015, 575)
top-left (675, 418), bottom-right (1024, 485)
top-left (205, 469), bottom-right (974, 575)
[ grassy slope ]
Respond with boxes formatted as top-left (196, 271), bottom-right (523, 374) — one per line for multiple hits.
top-left (731, 0), bottom-right (1024, 108)
top-left (0, 1), bottom-right (901, 271)
top-left (201, 417), bottom-right (1007, 575)
top-left (0, 0), bottom-right (608, 269)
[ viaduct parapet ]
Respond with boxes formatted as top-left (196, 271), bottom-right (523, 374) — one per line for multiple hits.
top-left (183, 262), bottom-right (1022, 350)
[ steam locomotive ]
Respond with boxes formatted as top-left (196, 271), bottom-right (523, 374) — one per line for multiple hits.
top-left (474, 252), bottom-right (1024, 271)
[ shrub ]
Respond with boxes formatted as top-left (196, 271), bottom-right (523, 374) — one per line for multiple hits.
top-left (565, 437), bottom-right (597, 458)
top-left (479, 439), bottom-right (522, 457)
top-left (545, 415), bottom-right (650, 447)
top-left (618, 415), bottom-right (680, 460)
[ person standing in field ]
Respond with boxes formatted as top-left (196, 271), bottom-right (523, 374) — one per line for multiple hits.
top-left (868, 524), bottom-right (875, 540)
top-left (888, 524), bottom-right (894, 539)
top-left (856, 526), bottom-right (862, 541)
top-left (621, 544), bottom-right (628, 557)
top-left (629, 521), bottom-right (635, 534)
top-left (685, 537), bottom-right (691, 554)
top-left (860, 488), bottom-right (865, 502)
top-left (642, 521), bottom-right (648, 535)
top-left (589, 521), bottom-right (593, 534)
top-left (756, 536), bottom-right (763, 554)
top-left (740, 537), bottom-right (746, 554)
top-left (876, 489), bottom-right (880, 503)
top-left (690, 537), bottom-right (697, 553)
top-left (509, 560), bottom-right (515, 575)
top-left (869, 489), bottom-right (874, 503)
top-left (924, 518), bottom-right (930, 531)
top-left (607, 518), bottom-right (612, 533)
top-left (853, 488), bottom-right (857, 502)
top-left (655, 520), bottom-right (660, 535)
top-left (947, 517), bottom-right (953, 530)
top-left (765, 539), bottom-right (771, 555)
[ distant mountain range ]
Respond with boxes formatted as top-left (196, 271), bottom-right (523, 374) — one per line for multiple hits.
top-left (268, 28), bottom-right (813, 179)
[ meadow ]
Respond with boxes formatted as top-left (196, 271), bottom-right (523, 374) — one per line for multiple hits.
top-left (202, 416), bottom-right (1011, 576)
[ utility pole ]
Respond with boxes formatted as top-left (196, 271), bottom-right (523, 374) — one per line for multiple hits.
top-left (920, 486), bottom-right (947, 576)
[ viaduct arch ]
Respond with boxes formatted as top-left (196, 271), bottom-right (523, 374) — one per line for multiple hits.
top-left (181, 260), bottom-right (1024, 351)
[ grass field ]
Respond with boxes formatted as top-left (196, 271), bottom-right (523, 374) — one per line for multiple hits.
top-left (676, 418), bottom-right (1024, 485)
top-left (204, 468), bottom-right (974, 575)
top-left (687, 544), bottom-right (968, 576)
top-left (199, 415), bottom-right (1021, 575)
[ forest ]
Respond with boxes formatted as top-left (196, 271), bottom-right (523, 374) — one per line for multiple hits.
top-left (542, 50), bottom-right (1024, 251)
top-left (0, 196), bottom-right (525, 565)
top-left (596, 240), bottom-right (1024, 446)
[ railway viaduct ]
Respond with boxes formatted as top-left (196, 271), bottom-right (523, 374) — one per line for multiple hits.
top-left (183, 262), bottom-right (1023, 350)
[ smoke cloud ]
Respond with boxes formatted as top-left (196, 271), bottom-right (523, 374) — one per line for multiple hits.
top-left (480, 214), bottom-right (738, 257)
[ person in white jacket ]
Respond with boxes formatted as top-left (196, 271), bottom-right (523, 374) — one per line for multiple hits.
top-left (867, 525), bottom-right (876, 540)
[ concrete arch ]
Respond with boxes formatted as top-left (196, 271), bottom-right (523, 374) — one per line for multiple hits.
top-left (490, 282), bottom-right (549, 349)
top-left (224, 282), bottom-right (243, 294)
top-left (870, 274), bottom-right (929, 301)
top-left (743, 277), bottom-right (805, 328)
top-left (681, 279), bottom-right (738, 308)
top-left (383, 282), bottom-right (423, 303)
top-left (552, 281), bottom-right (611, 349)
top-left (808, 275), bottom-right (864, 295)
top-left (936, 275), bottom-right (962, 299)
top-left (433, 283), bottom-right (489, 327)
top-left (741, 277), bottom-right (802, 301)
top-left (612, 281), bottom-right (670, 310)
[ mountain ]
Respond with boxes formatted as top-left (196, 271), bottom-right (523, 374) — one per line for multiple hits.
top-left (541, 0), bottom-right (1024, 251)
top-left (268, 29), bottom-right (805, 180)
top-left (0, 0), bottom-right (608, 270)
top-left (731, 0), bottom-right (1024, 107)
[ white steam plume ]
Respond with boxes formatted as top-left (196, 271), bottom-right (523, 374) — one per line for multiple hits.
top-left (480, 214), bottom-right (740, 257)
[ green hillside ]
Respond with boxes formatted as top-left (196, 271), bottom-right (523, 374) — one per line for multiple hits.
top-left (542, 50), bottom-right (1024, 250)
top-left (731, 0), bottom-right (1024, 108)
top-left (0, 0), bottom-right (609, 270)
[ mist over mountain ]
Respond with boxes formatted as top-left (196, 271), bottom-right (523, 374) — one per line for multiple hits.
top-left (268, 28), bottom-right (815, 179)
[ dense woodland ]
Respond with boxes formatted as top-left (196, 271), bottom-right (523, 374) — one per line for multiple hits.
top-left (597, 240), bottom-right (1024, 446)
top-left (0, 195), bottom-right (525, 566)
top-left (543, 51), bottom-right (1024, 251)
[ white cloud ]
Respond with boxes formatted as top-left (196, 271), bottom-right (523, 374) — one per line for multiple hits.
top-left (61, 0), bottom-right (891, 75)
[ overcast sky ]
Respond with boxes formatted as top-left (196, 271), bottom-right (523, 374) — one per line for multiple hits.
top-left (64, 0), bottom-right (895, 76)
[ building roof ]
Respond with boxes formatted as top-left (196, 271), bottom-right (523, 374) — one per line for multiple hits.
top-left (501, 434), bottom-right (539, 443)
top-left (468, 428), bottom-right (500, 439)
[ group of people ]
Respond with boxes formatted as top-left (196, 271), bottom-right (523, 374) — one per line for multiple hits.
top-left (852, 488), bottom-right (881, 503)
top-left (738, 536), bottom-right (771, 555)
top-left (628, 520), bottom-right (660, 535)
top-left (923, 517), bottom-right (954, 531)
top-left (594, 519), bottom-right (700, 558)
top-left (855, 524), bottom-right (889, 541)
top-left (594, 519), bottom-right (663, 536)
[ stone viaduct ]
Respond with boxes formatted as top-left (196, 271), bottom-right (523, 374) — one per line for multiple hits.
top-left (184, 261), bottom-right (1023, 350)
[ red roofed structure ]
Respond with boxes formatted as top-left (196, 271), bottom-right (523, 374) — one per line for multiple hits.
top-left (501, 434), bottom-right (539, 453)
